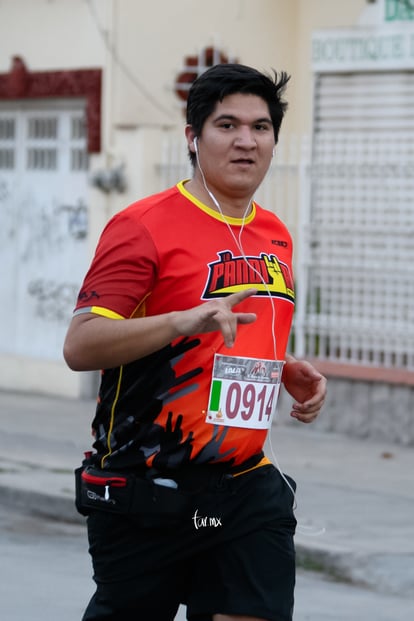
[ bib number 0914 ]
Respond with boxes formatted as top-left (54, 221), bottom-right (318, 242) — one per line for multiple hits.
top-left (206, 354), bottom-right (284, 429)
top-left (225, 382), bottom-right (275, 422)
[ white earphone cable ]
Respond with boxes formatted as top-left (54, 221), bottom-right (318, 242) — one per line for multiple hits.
top-left (193, 137), bottom-right (326, 536)
top-left (194, 139), bottom-right (301, 507)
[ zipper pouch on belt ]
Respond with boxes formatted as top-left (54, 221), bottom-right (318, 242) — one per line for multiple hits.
top-left (75, 465), bottom-right (132, 515)
top-left (75, 465), bottom-right (191, 521)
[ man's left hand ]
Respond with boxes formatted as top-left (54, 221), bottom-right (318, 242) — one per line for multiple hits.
top-left (282, 356), bottom-right (327, 423)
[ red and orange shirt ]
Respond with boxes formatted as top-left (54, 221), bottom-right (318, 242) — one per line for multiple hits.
top-left (74, 181), bottom-right (295, 470)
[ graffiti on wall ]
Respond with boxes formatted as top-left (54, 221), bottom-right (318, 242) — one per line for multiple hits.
top-left (0, 184), bottom-right (88, 338)
top-left (18, 196), bottom-right (88, 262)
top-left (59, 201), bottom-right (88, 239)
top-left (27, 278), bottom-right (79, 322)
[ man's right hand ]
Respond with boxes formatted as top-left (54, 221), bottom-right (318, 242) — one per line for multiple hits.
top-left (170, 288), bottom-right (257, 348)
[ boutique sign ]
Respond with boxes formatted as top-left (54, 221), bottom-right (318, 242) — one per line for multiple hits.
top-left (385, 0), bottom-right (414, 22)
top-left (312, 27), bottom-right (414, 71)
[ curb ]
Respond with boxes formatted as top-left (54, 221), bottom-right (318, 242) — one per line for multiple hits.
top-left (0, 484), bottom-right (85, 525)
top-left (295, 542), bottom-right (414, 597)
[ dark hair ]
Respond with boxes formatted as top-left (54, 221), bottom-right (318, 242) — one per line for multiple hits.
top-left (186, 63), bottom-right (290, 165)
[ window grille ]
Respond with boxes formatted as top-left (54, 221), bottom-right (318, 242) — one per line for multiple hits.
top-left (0, 117), bottom-right (15, 169)
top-left (0, 118), bottom-right (15, 139)
top-left (70, 115), bottom-right (88, 171)
top-left (0, 149), bottom-right (14, 169)
top-left (27, 148), bottom-right (57, 170)
top-left (71, 116), bottom-right (86, 139)
top-left (70, 148), bottom-right (88, 171)
top-left (302, 71), bottom-right (414, 370)
top-left (27, 117), bottom-right (58, 139)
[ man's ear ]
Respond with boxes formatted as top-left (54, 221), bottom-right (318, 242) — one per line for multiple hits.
top-left (185, 125), bottom-right (197, 153)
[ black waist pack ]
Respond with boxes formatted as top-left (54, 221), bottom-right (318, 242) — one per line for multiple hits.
top-left (75, 464), bottom-right (191, 520)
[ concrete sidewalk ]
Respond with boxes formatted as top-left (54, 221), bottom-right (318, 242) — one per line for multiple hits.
top-left (1, 389), bottom-right (413, 599)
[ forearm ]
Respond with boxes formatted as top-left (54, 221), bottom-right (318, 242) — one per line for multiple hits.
top-left (64, 289), bottom-right (257, 372)
top-left (63, 312), bottom-right (181, 371)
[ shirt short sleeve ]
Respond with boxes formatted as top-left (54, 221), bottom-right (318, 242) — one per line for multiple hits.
top-left (74, 211), bottom-right (158, 319)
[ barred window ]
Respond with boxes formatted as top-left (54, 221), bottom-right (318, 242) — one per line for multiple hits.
top-left (27, 148), bottom-right (57, 170)
top-left (71, 148), bottom-right (89, 171)
top-left (0, 148), bottom-right (14, 169)
top-left (71, 116), bottom-right (86, 140)
top-left (27, 117), bottom-right (58, 139)
top-left (0, 118), bottom-right (15, 140)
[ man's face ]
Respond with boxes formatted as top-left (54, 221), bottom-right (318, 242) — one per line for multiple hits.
top-left (188, 92), bottom-right (276, 204)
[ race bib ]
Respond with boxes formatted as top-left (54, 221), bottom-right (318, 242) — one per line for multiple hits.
top-left (206, 354), bottom-right (284, 430)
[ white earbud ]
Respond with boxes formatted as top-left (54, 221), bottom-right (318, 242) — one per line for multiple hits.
top-left (193, 136), bottom-right (198, 153)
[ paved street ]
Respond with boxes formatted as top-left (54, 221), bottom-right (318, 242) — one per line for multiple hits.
top-left (1, 389), bottom-right (414, 620)
top-left (1, 504), bottom-right (413, 621)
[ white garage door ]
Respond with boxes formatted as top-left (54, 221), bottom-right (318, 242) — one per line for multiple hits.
top-left (0, 98), bottom-right (89, 360)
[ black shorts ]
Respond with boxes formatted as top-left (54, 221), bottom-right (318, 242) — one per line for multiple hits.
top-left (82, 464), bottom-right (297, 621)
